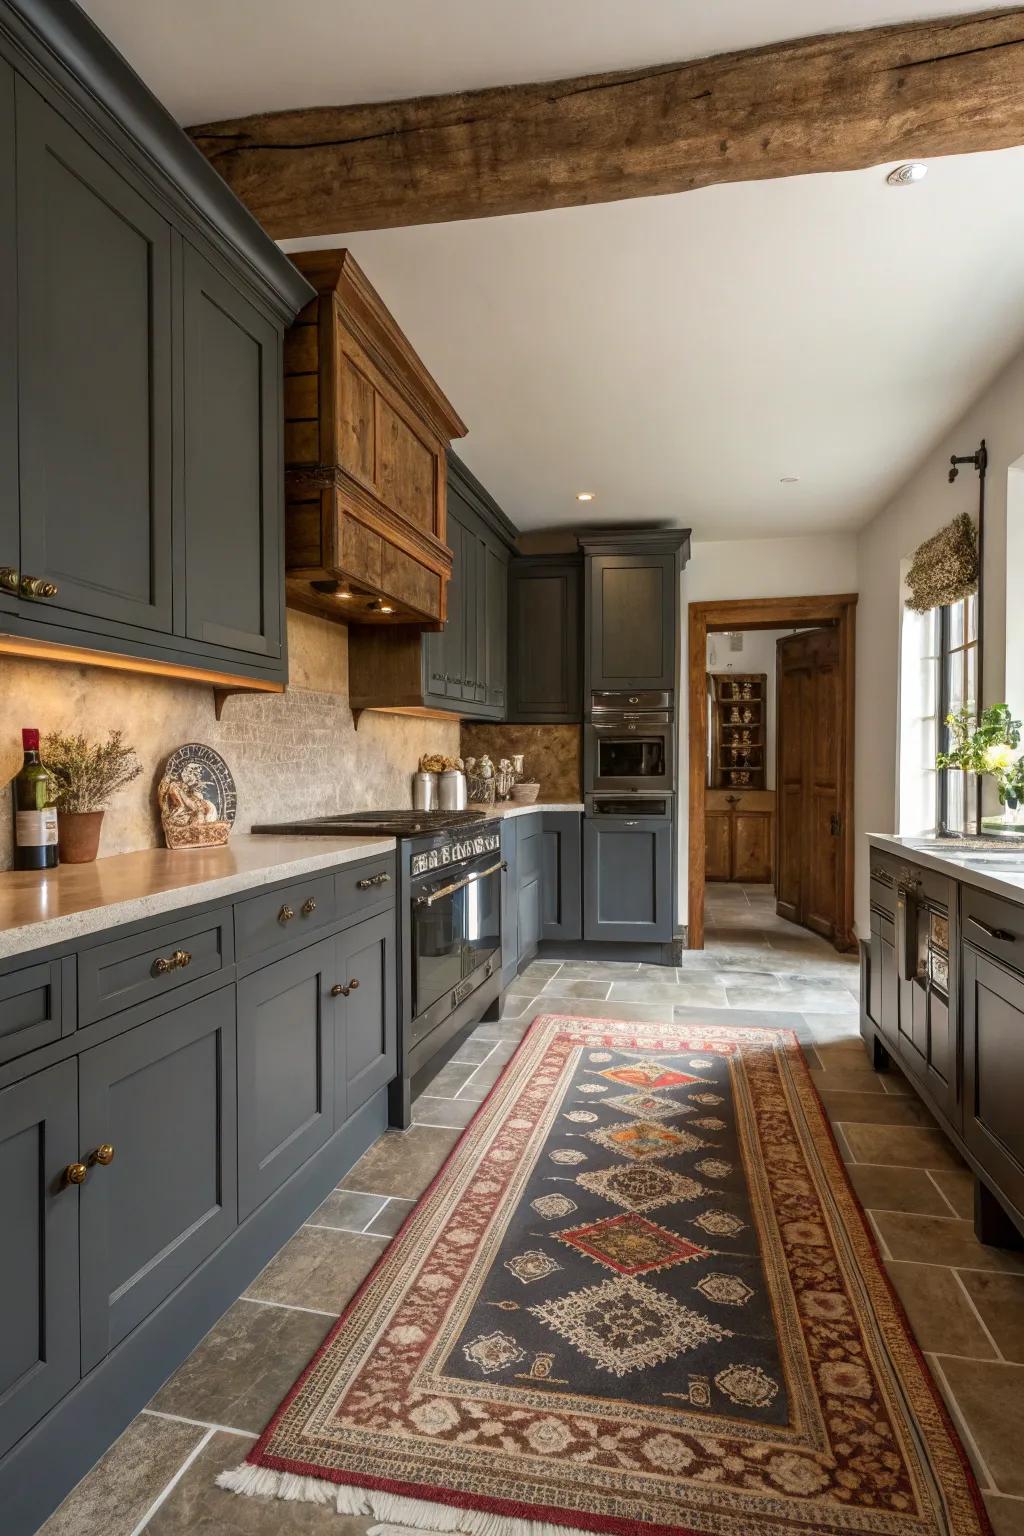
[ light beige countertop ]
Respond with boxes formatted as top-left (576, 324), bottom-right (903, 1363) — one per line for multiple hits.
top-left (869, 833), bottom-right (1024, 904)
top-left (472, 801), bottom-right (584, 820)
top-left (0, 833), bottom-right (396, 960)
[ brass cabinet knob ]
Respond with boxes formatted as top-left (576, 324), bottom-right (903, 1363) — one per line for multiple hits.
top-left (152, 948), bottom-right (191, 976)
top-left (330, 983), bottom-right (347, 997)
top-left (278, 905), bottom-right (295, 924)
top-left (348, 977), bottom-right (360, 990)
top-left (301, 897), bottom-right (316, 915)
top-left (373, 872), bottom-right (391, 886)
top-left (89, 1143), bottom-right (115, 1167)
top-left (20, 574), bottom-right (58, 599)
top-left (63, 1162), bottom-right (88, 1187)
top-left (0, 565), bottom-right (18, 594)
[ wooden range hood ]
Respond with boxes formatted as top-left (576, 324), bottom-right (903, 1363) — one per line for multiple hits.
top-left (284, 249), bottom-right (467, 628)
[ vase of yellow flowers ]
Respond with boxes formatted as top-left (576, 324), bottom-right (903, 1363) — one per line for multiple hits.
top-left (936, 704), bottom-right (1024, 828)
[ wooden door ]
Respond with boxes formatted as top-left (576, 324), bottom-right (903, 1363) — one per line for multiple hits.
top-left (16, 79), bottom-right (174, 633)
top-left (0, 61), bottom-right (16, 616)
top-left (237, 939), bottom-right (335, 1220)
top-left (78, 988), bottom-right (237, 1371)
top-left (0, 1060), bottom-right (80, 1461)
top-left (588, 553), bottom-right (676, 691)
top-left (182, 243), bottom-right (283, 659)
top-left (776, 628), bottom-right (842, 940)
top-left (337, 910), bottom-right (398, 1119)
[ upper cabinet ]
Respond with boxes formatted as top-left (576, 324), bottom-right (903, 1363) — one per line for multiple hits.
top-left (283, 250), bottom-right (467, 629)
top-left (0, 0), bottom-right (311, 687)
top-left (507, 556), bottom-right (582, 723)
top-left (581, 530), bottom-right (691, 694)
top-left (349, 453), bottom-right (514, 722)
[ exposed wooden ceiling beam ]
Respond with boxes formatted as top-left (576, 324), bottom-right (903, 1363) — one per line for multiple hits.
top-left (189, 9), bottom-right (1024, 238)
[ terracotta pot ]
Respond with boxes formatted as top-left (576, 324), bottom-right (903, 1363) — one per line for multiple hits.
top-left (57, 809), bottom-right (104, 864)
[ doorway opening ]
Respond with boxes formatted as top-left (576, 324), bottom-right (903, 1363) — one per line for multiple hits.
top-left (687, 594), bottom-right (857, 951)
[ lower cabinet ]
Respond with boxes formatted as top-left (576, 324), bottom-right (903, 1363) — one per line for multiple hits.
top-left (500, 819), bottom-right (519, 987)
top-left (540, 813), bottom-right (582, 942)
top-left (583, 817), bottom-right (673, 943)
top-left (337, 909), bottom-right (397, 1120)
top-left (516, 816), bottom-right (544, 966)
top-left (867, 905), bottom-right (899, 1055)
top-left (237, 939), bottom-right (335, 1221)
top-left (705, 790), bottom-right (774, 884)
top-left (0, 1060), bottom-right (80, 1462)
top-left (962, 942), bottom-right (1024, 1219)
top-left (78, 987), bottom-right (238, 1372)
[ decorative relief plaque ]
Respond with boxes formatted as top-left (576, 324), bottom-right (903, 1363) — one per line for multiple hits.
top-left (158, 743), bottom-right (237, 850)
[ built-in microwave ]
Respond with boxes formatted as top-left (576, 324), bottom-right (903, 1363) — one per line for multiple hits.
top-left (584, 691), bottom-right (675, 793)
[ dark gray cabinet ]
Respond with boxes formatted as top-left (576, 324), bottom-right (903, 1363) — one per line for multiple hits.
top-left (500, 818), bottom-right (519, 987)
top-left (0, 1060), bottom-right (80, 1462)
top-left (0, 954), bottom-right (69, 1065)
top-left (0, 58), bottom-right (17, 618)
top-left (337, 908), bottom-right (397, 1119)
top-left (182, 243), bottom-right (282, 660)
top-left (962, 944), bottom-right (1024, 1223)
top-left (511, 812), bottom-right (582, 966)
top-left (16, 78), bottom-right (175, 635)
top-left (508, 557), bottom-right (582, 722)
top-left (541, 813), bottom-right (582, 942)
top-left (583, 816), bottom-right (673, 943)
top-left (237, 939), bottom-right (335, 1221)
top-left (78, 986), bottom-right (237, 1371)
top-left (516, 815), bottom-right (544, 965)
top-left (586, 552), bottom-right (677, 692)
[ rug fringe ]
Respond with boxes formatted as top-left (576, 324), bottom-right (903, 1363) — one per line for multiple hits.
top-left (216, 1460), bottom-right (593, 1536)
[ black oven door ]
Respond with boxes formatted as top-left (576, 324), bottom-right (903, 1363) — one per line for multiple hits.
top-left (586, 713), bottom-right (674, 792)
top-left (411, 851), bottom-right (503, 1042)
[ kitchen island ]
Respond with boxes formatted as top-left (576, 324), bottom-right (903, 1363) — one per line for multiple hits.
top-left (864, 833), bottom-right (1024, 1250)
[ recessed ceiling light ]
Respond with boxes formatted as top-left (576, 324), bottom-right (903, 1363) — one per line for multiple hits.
top-left (780, 476), bottom-right (799, 484)
top-left (886, 162), bottom-right (928, 186)
top-left (576, 491), bottom-right (595, 502)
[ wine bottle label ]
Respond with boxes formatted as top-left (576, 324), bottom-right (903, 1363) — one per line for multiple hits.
top-left (15, 809), bottom-right (58, 847)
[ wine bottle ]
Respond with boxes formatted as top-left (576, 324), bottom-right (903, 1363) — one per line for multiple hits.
top-left (12, 728), bottom-right (59, 871)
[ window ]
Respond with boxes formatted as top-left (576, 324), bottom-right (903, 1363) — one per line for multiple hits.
top-left (937, 591), bottom-right (979, 834)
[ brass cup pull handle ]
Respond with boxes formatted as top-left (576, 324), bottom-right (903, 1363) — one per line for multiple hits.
top-left (330, 978), bottom-right (360, 998)
top-left (278, 905), bottom-right (295, 924)
top-left (63, 1162), bottom-right (88, 1187)
top-left (152, 948), bottom-right (192, 976)
top-left (0, 565), bottom-right (18, 594)
top-left (301, 897), bottom-right (317, 915)
top-left (89, 1143), bottom-right (115, 1168)
top-left (20, 574), bottom-right (58, 599)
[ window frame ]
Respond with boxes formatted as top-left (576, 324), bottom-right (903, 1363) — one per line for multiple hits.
top-left (937, 593), bottom-right (980, 836)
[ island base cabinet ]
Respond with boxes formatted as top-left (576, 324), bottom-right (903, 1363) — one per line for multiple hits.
top-left (962, 945), bottom-right (1024, 1224)
top-left (237, 941), bottom-right (335, 1222)
top-left (583, 817), bottom-right (673, 943)
top-left (0, 1060), bottom-right (80, 1462)
top-left (338, 910), bottom-right (397, 1121)
top-left (78, 988), bottom-right (237, 1373)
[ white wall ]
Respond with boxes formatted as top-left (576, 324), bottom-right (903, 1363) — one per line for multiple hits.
top-left (855, 347), bottom-right (1024, 939)
top-left (680, 534), bottom-right (859, 923)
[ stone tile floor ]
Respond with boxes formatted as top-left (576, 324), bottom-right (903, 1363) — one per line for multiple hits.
top-left (41, 884), bottom-right (1024, 1535)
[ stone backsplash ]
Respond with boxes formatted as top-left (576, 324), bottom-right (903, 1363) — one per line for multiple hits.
top-left (0, 610), bottom-right (460, 870)
top-left (459, 724), bottom-right (581, 801)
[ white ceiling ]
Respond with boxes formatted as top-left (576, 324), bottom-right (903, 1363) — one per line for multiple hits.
top-left (78, 1), bottom-right (1024, 538)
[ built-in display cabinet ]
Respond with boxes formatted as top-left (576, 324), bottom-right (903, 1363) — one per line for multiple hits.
top-left (0, 0), bottom-right (311, 691)
top-left (863, 842), bottom-right (1024, 1246)
top-left (0, 851), bottom-right (396, 1536)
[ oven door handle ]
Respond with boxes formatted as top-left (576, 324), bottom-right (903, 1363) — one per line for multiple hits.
top-left (415, 859), bottom-right (507, 907)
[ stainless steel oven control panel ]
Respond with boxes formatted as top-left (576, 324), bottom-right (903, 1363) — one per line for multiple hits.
top-left (410, 830), bottom-right (500, 877)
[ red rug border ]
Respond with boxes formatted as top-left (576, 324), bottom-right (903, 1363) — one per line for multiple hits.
top-left (242, 1010), bottom-right (995, 1536)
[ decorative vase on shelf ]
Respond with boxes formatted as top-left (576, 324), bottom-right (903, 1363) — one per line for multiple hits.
top-left (1002, 797), bottom-right (1024, 830)
top-left (57, 809), bottom-right (104, 864)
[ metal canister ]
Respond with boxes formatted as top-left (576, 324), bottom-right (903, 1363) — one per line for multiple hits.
top-left (412, 771), bottom-right (438, 811)
top-left (437, 769), bottom-right (467, 811)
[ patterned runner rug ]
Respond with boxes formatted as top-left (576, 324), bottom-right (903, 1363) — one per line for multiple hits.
top-left (220, 1015), bottom-right (990, 1536)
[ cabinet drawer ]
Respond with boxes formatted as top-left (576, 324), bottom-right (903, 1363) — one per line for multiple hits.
top-left (0, 956), bottom-right (69, 1064)
top-left (868, 852), bottom-right (900, 915)
top-left (77, 908), bottom-right (232, 1028)
top-left (962, 886), bottom-right (1024, 970)
top-left (336, 854), bottom-right (397, 921)
top-left (235, 873), bottom-right (337, 962)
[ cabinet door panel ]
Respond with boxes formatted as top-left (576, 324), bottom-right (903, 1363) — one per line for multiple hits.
top-left (338, 910), bottom-right (397, 1118)
top-left (509, 560), bottom-right (581, 722)
top-left (541, 814), bottom-right (582, 941)
top-left (732, 811), bottom-right (773, 884)
top-left (0, 61), bottom-right (16, 615)
top-left (443, 515), bottom-right (466, 700)
top-left (183, 243), bottom-right (282, 658)
top-left (962, 946), bottom-right (1024, 1219)
top-left (583, 819), bottom-right (673, 943)
top-left (237, 940), bottom-right (334, 1220)
top-left (483, 539), bottom-right (508, 712)
top-left (704, 811), bottom-right (732, 882)
top-left (588, 554), bottom-right (675, 691)
top-left (0, 1060), bottom-right (79, 1460)
top-left (79, 988), bottom-right (237, 1371)
top-left (16, 80), bottom-right (173, 632)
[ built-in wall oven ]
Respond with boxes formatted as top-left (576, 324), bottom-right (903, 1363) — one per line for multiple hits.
top-left (408, 829), bottom-right (503, 1048)
top-left (585, 690), bottom-right (675, 793)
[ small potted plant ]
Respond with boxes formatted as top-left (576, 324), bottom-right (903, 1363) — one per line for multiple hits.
top-left (936, 703), bottom-right (1024, 828)
top-left (41, 730), bottom-right (142, 863)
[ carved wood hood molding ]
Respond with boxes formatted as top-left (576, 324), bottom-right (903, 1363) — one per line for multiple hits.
top-left (284, 248), bottom-right (467, 629)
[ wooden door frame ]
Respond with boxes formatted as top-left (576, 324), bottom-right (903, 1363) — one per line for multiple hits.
top-left (687, 593), bottom-right (858, 950)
